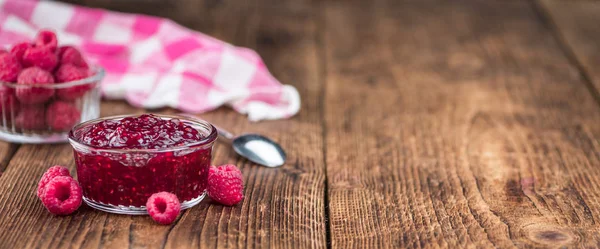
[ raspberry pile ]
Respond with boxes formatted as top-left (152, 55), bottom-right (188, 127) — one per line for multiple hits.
top-left (37, 166), bottom-right (82, 215)
top-left (0, 30), bottom-right (90, 131)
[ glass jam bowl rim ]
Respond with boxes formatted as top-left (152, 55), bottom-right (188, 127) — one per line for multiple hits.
top-left (68, 113), bottom-right (218, 153)
top-left (0, 65), bottom-right (105, 89)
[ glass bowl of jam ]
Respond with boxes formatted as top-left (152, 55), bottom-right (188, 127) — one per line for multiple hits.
top-left (68, 114), bottom-right (218, 215)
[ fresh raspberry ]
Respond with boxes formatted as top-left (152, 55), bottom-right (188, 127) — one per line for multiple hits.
top-left (207, 165), bottom-right (244, 206)
top-left (146, 192), bottom-right (181, 225)
top-left (22, 47), bottom-right (58, 71)
top-left (58, 46), bottom-right (88, 69)
top-left (15, 105), bottom-right (45, 130)
top-left (39, 176), bottom-right (82, 215)
top-left (0, 53), bottom-right (22, 82)
top-left (46, 101), bottom-right (80, 131)
top-left (55, 68), bottom-right (91, 101)
top-left (16, 67), bottom-right (55, 104)
top-left (10, 42), bottom-right (32, 64)
top-left (35, 30), bottom-right (58, 52)
top-left (55, 63), bottom-right (88, 83)
top-left (37, 165), bottom-right (71, 198)
top-left (55, 64), bottom-right (91, 100)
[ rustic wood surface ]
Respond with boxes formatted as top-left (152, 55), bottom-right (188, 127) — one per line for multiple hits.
top-left (323, 0), bottom-right (600, 248)
top-left (1, 0), bottom-right (600, 248)
top-left (539, 0), bottom-right (600, 99)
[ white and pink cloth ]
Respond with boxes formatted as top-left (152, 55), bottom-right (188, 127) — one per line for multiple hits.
top-left (0, 0), bottom-right (300, 121)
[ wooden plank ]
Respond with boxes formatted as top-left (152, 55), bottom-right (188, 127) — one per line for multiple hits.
top-left (323, 0), bottom-right (600, 248)
top-left (161, 0), bottom-right (327, 247)
top-left (0, 0), bottom-right (326, 248)
top-left (0, 142), bottom-right (18, 174)
top-left (538, 0), bottom-right (600, 97)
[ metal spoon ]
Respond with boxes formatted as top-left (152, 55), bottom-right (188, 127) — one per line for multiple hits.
top-left (214, 125), bottom-right (286, 167)
top-left (177, 113), bottom-right (286, 167)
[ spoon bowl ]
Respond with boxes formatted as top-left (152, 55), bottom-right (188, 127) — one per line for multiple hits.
top-left (232, 134), bottom-right (286, 167)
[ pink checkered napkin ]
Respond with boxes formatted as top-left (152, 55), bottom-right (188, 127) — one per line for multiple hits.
top-left (0, 0), bottom-right (300, 121)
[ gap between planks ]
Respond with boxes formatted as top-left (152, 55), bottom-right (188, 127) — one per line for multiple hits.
top-left (316, 0), bottom-right (333, 247)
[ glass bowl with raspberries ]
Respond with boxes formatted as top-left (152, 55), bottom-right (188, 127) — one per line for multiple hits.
top-left (0, 30), bottom-right (103, 143)
top-left (68, 114), bottom-right (218, 215)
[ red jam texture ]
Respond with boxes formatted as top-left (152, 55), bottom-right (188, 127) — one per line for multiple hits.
top-left (80, 114), bottom-right (203, 149)
top-left (73, 114), bottom-right (213, 207)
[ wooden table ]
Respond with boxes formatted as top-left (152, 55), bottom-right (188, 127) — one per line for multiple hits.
top-left (1, 0), bottom-right (600, 248)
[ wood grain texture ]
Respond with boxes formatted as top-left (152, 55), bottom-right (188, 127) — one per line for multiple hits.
top-left (538, 0), bottom-right (600, 98)
top-left (323, 0), bottom-right (600, 248)
top-left (0, 142), bottom-right (18, 174)
top-left (4, 0), bottom-right (600, 248)
top-left (0, 0), bottom-right (326, 248)
top-left (160, 0), bottom-right (327, 248)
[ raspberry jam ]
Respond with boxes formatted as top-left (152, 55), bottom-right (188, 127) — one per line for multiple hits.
top-left (68, 114), bottom-right (217, 214)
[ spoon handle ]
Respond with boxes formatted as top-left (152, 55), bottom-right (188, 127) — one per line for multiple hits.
top-left (214, 125), bottom-right (235, 140)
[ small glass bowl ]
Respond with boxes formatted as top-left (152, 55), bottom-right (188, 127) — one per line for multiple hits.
top-left (68, 114), bottom-right (218, 215)
top-left (0, 66), bottom-right (104, 143)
